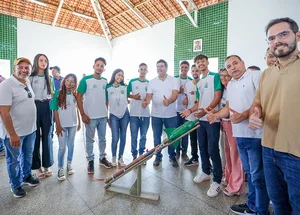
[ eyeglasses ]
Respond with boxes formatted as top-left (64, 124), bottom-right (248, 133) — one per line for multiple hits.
top-left (24, 86), bottom-right (32, 98)
top-left (266, 30), bottom-right (292, 43)
top-left (16, 65), bottom-right (32, 70)
top-left (220, 75), bottom-right (231, 78)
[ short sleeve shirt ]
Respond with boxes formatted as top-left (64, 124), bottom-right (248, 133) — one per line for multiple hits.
top-left (255, 53), bottom-right (300, 157)
top-left (127, 78), bottom-right (150, 117)
top-left (147, 75), bottom-right (179, 118)
top-left (29, 75), bottom-right (52, 100)
top-left (175, 75), bottom-right (193, 112)
top-left (227, 70), bottom-right (262, 138)
top-left (50, 91), bottom-right (78, 127)
top-left (0, 76), bottom-right (37, 138)
top-left (196, 72), bottom-right (222, 121)
top-left (77, 75), bottom-right (107, 119)
top-left (184, 80), bottom-right (199, 121)
top-left (106, 84), bottom-right (128, 118)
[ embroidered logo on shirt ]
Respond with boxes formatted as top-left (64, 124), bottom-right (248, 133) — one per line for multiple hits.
top-left (204, 82), bottom-right (208, 88)
top-left (34, 80), bottom-right (38, 84)
top-left (135, 86), bottom-right (139, 89)
top-left (93, 84), bottom-right (97, 88)
top-left (121, 90), bottom-right (125, 94)
top-left (189, 91), bottom-right (195, 95)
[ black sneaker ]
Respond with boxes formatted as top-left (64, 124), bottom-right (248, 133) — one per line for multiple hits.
top-left (153, 157), bottom-right (161, 166)
top-left (99, 157), bottom-right (112, 169)
top-left (184, 158), bottom-right (199, 167)
top-left (169, 157), bottom-right (179, 168)
top-left (87, 160), bottom-right (94, 174)
top-left (11, 187), bottom-right (27, 198)
top-left (230, 203), bottom-right (255, 215)
top-left (23, 174), bottom-right (40, 187)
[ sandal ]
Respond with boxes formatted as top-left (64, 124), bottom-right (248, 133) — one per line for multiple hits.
top-left (35, 171), bottom-right (46, 179)
top-left (45, 169), bottom-right (53, 177)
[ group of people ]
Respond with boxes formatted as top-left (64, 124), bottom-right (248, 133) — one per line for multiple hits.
top-left (0, 17), bottom-right (299, 215)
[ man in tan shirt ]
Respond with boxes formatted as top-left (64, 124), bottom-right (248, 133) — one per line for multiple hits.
top-left (249, 17), bottom-right (300, 215)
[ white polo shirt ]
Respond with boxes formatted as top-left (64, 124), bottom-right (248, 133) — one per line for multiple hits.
top-left (197, 71), bottom-right (222, 121)
top-left (106, 84), bottom-right (128, 118)
top-left (147, 75), bottom-right (179, 118)
top-left (127, 78), bottom-right (150, 117)
top-left (175, 75), bottom-right (193, 112)
top-left (184, 80), bottom-right (199, 121)
top-left (227, 69), bottom-right (262, 138)
top-left (29, 75), bottom-right (52, 100)
top-left (50, 91), bottom-right (78, 127)
top-left (0, 76), bottom-right (37, 139)
top-left (77, 75), bottom-right (108, 119)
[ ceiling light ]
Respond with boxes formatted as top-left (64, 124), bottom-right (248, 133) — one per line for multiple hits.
top-left (72, 12), bottom-right (95, 20)
top-left (28, 0), bottom-right (47, 7)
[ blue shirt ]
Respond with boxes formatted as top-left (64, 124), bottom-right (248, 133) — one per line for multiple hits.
top-left (53, 77), bottom-right (63, 91)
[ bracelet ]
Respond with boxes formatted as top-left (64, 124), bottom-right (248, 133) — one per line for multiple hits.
top-left (81, 113), bottom-right (85, 116)
top-left (189, 109), bottom-right (192, 114)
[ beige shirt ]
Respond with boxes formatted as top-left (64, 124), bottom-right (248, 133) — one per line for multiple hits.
top-left (255, 53), bottom-right (300, 157)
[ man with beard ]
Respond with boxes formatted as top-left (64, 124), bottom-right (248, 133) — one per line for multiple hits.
top-left (249, 17), bottom-right (300, 214)
top-left (76, 57), bottom-right (112, 173)
top-left (0, 58), bottom-right (40, 198)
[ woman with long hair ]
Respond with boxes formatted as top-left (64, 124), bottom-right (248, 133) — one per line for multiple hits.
top-left (106, 69), bottom-right (129, 167)
top-left (30, 54), bottom-right (54, 178)
top-left (50, 74), bottom-right (81, 181)
top-left (219, 68), bottom-right (244, 196)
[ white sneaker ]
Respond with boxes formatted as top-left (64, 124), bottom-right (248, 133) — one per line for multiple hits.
top-left (111, 156), bottom-right (117, 167)
top-left (193, 172), bottom-right (210, 183)
top-left (118, 156), bottom-right (126, 167)
top-left (67, 162), bottom-right (75, 175)
top-left (207, 182), bottom-right (221, 197)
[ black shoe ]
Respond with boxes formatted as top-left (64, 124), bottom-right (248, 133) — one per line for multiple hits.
top-left (169, 157), bottom-right (178, 168)
top-left (99, 157), bottom-right (112, 169)
top-left (11, 187), bottom-right (27, 198)
top-left (176, 151), bottom-right (180, 159)
top-left (184, 158), bottom-right (199, 167)
top-left (87, 160), bottom-right (94, 174)
top-left (230, 203), bottom-right (255, 215)
top-left (153, 157), bottom-right (161, 166)
top-left (23, 174), bottom-right (40, 187)
top-left (132, 156), bottom-right (137, 161)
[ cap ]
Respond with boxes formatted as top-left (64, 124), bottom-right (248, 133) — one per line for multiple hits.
top-left (14, 57), bottom-right (32, 66)
top-left (50, 66), bottom-right (60, 71)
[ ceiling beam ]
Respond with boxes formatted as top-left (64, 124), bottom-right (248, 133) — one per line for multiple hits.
top-left (107, 0), bottom-right (149, 22)
top-left (176, 0), bottom-right (198, 27)
top-left (52, 0), bottom-right (64, 26)
top-left (120, 0), bottom-right (151, 28)
top-left (90, 0), bottom-right (112, 48)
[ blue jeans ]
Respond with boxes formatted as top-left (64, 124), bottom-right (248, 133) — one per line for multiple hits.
top-left (0, 138), bottom-right (4, 152)
top-left (263, 147), bottom-right (300, 215)
top-left (197, 121), bottom-right (222, 183)
top-left (4, 132), bottom-right (36, 190)
top-left (151, 116), bottom-right (177, 160)
top-left (57, 126), bottom-right (77, 168)
top-left (110, 109), bottom-right (130, 159)
top-left (176, 113), bottom-right (188, 153)
top-left (85, 117), bottom-right (108, 161)
top-left (130, 116), bottom-right (150, 157)
top-left (236, 138), bottom-right (269, 215)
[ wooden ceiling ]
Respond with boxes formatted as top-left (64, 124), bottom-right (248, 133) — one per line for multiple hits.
top-left (0, 0), bottom-right (226, 39)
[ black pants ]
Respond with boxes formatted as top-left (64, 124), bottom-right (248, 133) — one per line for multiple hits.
top-left (32, 101), bottom-right (54, 169)
top-left (189, 129), bottom-right (199, 160)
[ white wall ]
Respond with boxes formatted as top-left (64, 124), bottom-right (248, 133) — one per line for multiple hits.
top-left (17, 19), bottom-right (112, 79)
top-left (111, 20), bottom-right (175, 82)
top-left (227, 0), bottom-right (300, 70)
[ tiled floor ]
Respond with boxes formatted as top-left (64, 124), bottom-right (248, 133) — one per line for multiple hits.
top-left (0, 127), bottom-right (247, 215)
